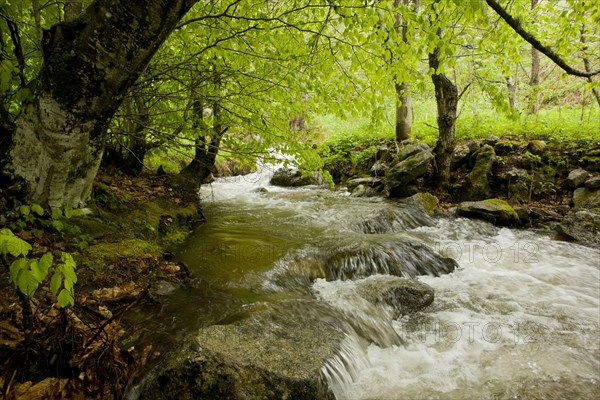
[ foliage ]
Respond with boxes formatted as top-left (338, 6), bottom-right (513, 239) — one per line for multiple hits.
top-left (0, 228), bottom-right (77, 307)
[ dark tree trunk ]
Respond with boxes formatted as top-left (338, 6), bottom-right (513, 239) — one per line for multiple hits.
top-left (429, 43), bottom-right (458, 187)
top-left (182, 67), bottom-right (226, 183)
top-left (1, 0), bottom-right (198, 208)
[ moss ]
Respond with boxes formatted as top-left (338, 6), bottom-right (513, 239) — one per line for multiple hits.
top-left (88, 238), bottom-right (161, 259)
top-left (494, 140), bottom-right (522, 156)
top-left (527, 140), bottom-right (547, 155)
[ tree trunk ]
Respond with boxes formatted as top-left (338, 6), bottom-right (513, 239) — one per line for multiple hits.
top-left (581, 24), bottom-right (600, 107)
top-left (528, 0), bottom-right (541, 114)
top-left (2, 0), bottom-right (198, 208)
top-left (429, 43), bottom-right (458, 187)
top-left (181, 69), bottom-right (225, 183)
top-left (393, 0), bottom-right (414, 142)
top-left (506, 72), bottom-right (518, 113)
top-left (395, 82), bottom-right (412, 141)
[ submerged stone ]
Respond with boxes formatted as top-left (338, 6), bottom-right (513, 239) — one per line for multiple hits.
top-left (457, 199), bottom-right (520, 226)
top-left (140, 301), bottom-right (342, 400)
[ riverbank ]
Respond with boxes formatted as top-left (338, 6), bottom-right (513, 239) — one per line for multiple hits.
top-left (316, 135), bottom-right (600, 245)
top-left (0, 170), bottom-right (202, 399)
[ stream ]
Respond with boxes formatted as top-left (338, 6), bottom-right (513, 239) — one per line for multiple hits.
top-left (132, 167), bottom-right (600, 399)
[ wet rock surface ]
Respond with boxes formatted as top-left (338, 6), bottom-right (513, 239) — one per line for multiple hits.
top-left (557, 210), bottom-right (600, 247)
top-left (270, 168), bottom-right (319, 187)
top-left (140, 301), bottom-right (342, 400)
top-left (356, 275), bottom-right (435, 316)
top-left (457, 199), bottom-right (520, 226)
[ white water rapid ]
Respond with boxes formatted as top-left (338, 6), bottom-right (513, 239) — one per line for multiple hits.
top-left (157, 167), bottom-right (600, 399)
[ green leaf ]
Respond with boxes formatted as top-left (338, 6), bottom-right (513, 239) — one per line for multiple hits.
top-left (64, 207), bottom-right (73, 219)
top-left (0, 230), bottom-right (32, 257)
top-left (31, 253), bottom-right (53, 283)
top-left (50, 272), bottom-right (62, 296)
top-left (51, 209), bottom-right (63, 220)
top-left (20, 205), bottom-right (30, 217)
top-left (57, 289), bottom-right (74, 307)
top-left (10, 258), bottom-right (27, 285)
top-left (52, 220), bottom-right (64, 232)
top-left (31, 204), bottom-right (45, 216)
top-left (18, 270), bottom-right (39, 297)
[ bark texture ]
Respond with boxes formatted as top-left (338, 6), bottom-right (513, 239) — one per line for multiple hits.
top-left (529, 0), bottom-right (540, 114)
top-left (486, 0), bottom-right (599, 78)
top-left (429, 45), bottom-right (458, 186)
top-left (4, 0), bottom-right (198, 208)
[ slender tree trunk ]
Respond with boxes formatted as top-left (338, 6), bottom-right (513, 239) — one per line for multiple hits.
top-left (395, 82), bottom-right (412, 141)
top-left (2, 0), bottom-right (198, 208)
top-left (528, 0), bottom-right (541, 114)
top-left (429, 40), bottom-right (458, 186)
top-left (394, 0), bottom-right (415, 142)
top-left (506, 68), bottom-right (518, 113)
top-left (581, 24), bottom-right (600, 107)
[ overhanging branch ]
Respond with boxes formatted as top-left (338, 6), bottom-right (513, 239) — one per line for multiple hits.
top-left (485, 0), bottom-right (600, 78)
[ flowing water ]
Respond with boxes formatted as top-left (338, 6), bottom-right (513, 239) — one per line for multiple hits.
top-left (135, 167), bottom-right (600, 399)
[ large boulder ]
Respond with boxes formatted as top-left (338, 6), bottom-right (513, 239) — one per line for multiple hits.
top-left (573, 187), bottom-right (600, 209)
top-left (140, 302), bottom-right (343, 400)
top-left (565, 168), bottom-right (589, 189)
top-left (557, 210), bottom-right (600, 247)
top-left (270, 168), bottom-right (319, 187)
top-left (384, 147), bottom-right (434, 197)
top-left (463, 145), bottom-right (496, 201)
top-left (356, 275), bottom-right (435, 317)
top-left (457, 199), bottom-right (520, 226)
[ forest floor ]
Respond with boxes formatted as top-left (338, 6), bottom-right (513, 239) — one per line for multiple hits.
top-left (0, 169), bottom-right (202, 399)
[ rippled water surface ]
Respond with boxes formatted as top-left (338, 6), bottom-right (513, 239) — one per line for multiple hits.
top-left (135, 169), bottom-right (600, 399)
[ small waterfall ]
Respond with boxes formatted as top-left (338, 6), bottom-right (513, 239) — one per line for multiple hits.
top-left (349, 205), bottom-right (435, 234)
top-left (266, 236), bottom-right (457, 291)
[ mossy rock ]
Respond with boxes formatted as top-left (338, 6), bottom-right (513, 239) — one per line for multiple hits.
top-left (526, 140), bottom-right (547, 155)
top-left (494, 140), bottom-right (522, 156)
top-left (401, 192), bottom-right (440, 216)
top-left (464, 145), bottom-right (496, 201)
top-left (457, 199), bottom-right (520, 226)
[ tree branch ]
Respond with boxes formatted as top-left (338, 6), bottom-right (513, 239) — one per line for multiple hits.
top-left (485, 0), bottom-right (600, 78)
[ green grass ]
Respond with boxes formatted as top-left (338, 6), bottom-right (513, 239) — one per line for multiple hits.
top-left (313, 95), bottom-right (600, 149)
